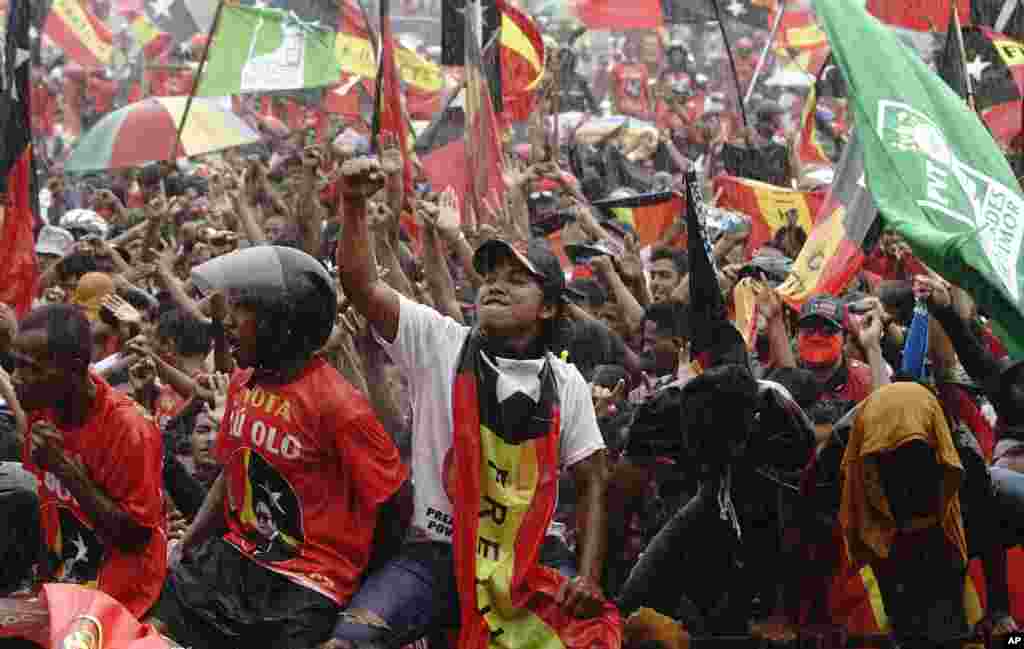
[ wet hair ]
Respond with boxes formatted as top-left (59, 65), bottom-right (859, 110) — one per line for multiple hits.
top-left (765, 366), bottom-right (821, 410)
top-left (567, 278), bottom-right (607, 308)
top-left (877, 280), bottom-right (915, 325)
top-left (157, 308), bottom-right (212, 357)
top-left (139, 164), bottom-right (162, 189)
top-left (58, 252), bottom-right (99, 280)
top-left (649, 247), bottom-right (689, 276)
top-left (120, 285), bottom-right (159, 316)
top-left (238, 269), bottom-right (337, 372)
top-left (680, 364), bottom-right (759, 469)
top-left (808, 398), bottom-right (855, 427)
top-left (18, 304), bottom-right (92, 372)
top-left (592, 364), bottom-right (628, 390)
top-left (644, 301), bottom-right (690, 340)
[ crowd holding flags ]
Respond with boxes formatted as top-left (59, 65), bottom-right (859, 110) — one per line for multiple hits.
top-left (815, 0), bottom-right (1024, 357)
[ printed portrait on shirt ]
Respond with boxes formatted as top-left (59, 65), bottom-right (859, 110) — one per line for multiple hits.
top-left (237, 448), bottom-right (304, 562)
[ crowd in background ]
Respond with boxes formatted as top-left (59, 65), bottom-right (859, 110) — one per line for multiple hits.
top-left (3, 1), bottom-right (1024, 648)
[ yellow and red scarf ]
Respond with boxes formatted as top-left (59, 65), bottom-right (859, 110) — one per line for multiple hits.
top-left (450, 331), bottom-right (621, 649)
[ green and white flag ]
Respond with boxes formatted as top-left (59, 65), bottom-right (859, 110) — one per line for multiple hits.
top-left (197, 5), bottom-right (342, 96)
top-left (814, 0), bottom-right (1024, 357)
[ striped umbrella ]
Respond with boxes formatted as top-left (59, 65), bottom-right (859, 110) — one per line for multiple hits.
top-left (65, 97), bottom-right (261, 172)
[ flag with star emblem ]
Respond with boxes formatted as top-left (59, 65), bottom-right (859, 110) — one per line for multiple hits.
top-left (197, 5), bottom-right (342, 96)
top-left (815, 0), bottom-right (1024, 356)
top-left (938, 25), bottom-right (1024, 147)
top-left (719, 0), bottom-right (776, 29)
top-left (0, 0), bottom-right (39, 317)
top-left (145, 0), bottom-right (216, 45)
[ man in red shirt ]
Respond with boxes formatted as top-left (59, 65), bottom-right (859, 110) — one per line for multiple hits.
top-left (146, 246), bottom-right (407, 649)
top-left (11, 304), bottom-right (167, 618)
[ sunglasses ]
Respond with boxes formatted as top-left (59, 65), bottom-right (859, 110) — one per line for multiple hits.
top-left (800, 319), bottom-right (842, 336)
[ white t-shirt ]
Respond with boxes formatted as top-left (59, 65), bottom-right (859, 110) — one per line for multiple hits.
top-left (375, 295), bottom-right (605, 544)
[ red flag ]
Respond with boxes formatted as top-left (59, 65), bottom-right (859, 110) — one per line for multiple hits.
top-left (573, 0), bottom-right (665, 29)
top-left (0, 153), bottom-right (37, 317)
top-left (592, 192), bottom-right (686, 248)
top-left (464, 0), bottom-right (507, 226)
top-left (498, 0), bottom-right (546, 121)
top-left (417, 104), bottom-right (468, 202)
top-left (866, 0), bottom-right (968, 31)
top-left (0, 0), bottom-right (38, 317)
top-left (373, 0), bottom-right (414, 196)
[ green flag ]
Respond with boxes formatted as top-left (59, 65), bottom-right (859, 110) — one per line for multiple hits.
top-left (814, 0), bottom-right (1024, 357)
top-left (197, 5), bottom-right (341, 96)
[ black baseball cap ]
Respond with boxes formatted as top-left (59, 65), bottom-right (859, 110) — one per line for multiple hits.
top-left (473, 238), bottom-right (566, 303)
top-left (799, 294), bottom-right (847, 330)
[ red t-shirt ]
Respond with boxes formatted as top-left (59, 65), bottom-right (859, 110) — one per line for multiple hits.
top-left (24, 374), bottom-right (167, 618)
top-left (154, 383), bottom-right (188, 430)
top-left (816, 358), bottom-right (873, 405)
top-left (216, 358), bottom-right (408, 605)
top-left (611, 63), bottom-right (653, 120)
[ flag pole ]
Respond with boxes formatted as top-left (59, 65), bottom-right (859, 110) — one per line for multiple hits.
top-left (744, 0), bottom-right (786, 106)
top-left (953, 6), bottom-right (976, 112)
top-left (170, 0), bottom-right (226, 162)
top-left (710, 0), bottom-right (750, 127)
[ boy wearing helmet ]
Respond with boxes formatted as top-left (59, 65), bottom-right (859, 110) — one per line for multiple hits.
top-left (325, 157), bottom-right (618, 649)
top-left (146, 246), bottom-right (407, 649)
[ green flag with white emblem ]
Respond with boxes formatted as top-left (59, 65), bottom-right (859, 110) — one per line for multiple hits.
top-left (197, 5), bottom-right (341, 96)
top-left (813, 0), bottom-right (1024, 356)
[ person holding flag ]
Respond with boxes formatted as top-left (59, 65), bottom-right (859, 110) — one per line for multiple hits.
top-left (812, 0), bottom-right (1024, 639)
top-left (327, 145), bottom-right (620, 649)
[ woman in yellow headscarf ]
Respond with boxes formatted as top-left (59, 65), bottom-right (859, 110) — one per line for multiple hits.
top-left (840, 382), bottom-right (969, 646)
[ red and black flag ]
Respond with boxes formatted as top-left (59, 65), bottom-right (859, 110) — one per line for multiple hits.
top-left (938, 25), bottom-right (1024, 147)
top-left (716, 0), bottom-right (777, 29)
top-left (972, 0), bottom-right (1024, 41)
top-left (0, 0), bottom-right (39, 317)
top-left (415, 101), bottom-right (468, 201)
top-left (464, 0), bottom-right (507, 227)
top-left (778, 133), bottom-right (880, 309)
top-left (442, 0), bottom-right (503, 112)
top-left (372, 0), bottom-right (414, 195)
top-left (591, 191), bottom-right (686, 248)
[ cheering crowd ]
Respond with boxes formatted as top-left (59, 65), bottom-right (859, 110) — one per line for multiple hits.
top-left (4, 2), bottom-right (1024, 649)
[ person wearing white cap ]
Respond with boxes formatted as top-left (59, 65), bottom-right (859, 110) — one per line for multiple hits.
top-left (34, 226), bottom-right (74, 276)
top-left (58, 209), bottom-right (109, 241)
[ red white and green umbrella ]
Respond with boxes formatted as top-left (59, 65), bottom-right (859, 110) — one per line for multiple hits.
top-left (65, 97), bottom-right (261, 172)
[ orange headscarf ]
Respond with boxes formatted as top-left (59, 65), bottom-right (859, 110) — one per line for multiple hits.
top-left (839, 382), bottom-right (967, 569)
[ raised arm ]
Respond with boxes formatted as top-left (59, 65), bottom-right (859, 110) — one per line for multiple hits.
top-left (336, 157), bottom-right (402, 343)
